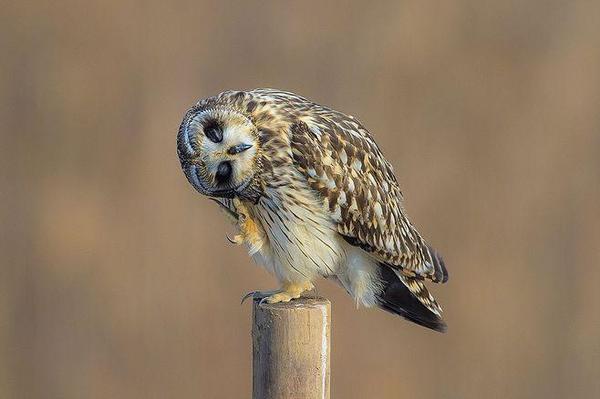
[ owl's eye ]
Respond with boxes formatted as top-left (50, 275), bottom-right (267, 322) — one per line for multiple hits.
top-left (215, 161), bottom-right (232, 184)
top-left (203, 120), bottom-right (223, 143)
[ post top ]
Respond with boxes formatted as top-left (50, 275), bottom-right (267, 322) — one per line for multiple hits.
top-left (254, 296), bottom-right (330, 310)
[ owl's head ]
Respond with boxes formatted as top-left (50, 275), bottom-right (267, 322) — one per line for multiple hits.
top-left (177, 106), bottom-right (261, 201)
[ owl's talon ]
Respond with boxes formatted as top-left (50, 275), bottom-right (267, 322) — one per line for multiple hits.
top-left (258, 296), bottom-right (270, 306)
top-left (226, 233), bottom-right (244, 245)
top-left (240, 289), bottom-right (281, 304)
top-left (240, 291), bottom-right (257, 304)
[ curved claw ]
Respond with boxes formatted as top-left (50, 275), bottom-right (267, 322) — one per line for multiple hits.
top-left (259, 296), bottom-right (270, 306)
top-left (226, 234), bottom-right (237, 244)
top-left (240, 291), bottom-right (257, 304)
top-left (241, 289), bottom-right (282, 305)
top-left (226, 233), bottom-right (244, 245)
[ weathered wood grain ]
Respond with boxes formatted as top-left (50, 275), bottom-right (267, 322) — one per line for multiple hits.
top-left (252, 297), bottom-right (331, 399)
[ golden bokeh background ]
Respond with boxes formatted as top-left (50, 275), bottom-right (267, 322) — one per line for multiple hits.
top-left (2, 1), bottom-right (599, 398)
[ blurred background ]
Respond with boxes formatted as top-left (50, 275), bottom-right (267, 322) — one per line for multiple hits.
top-left (1, 1), bottom-right (599, 398)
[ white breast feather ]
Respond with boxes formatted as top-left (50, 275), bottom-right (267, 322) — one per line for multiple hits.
top-left (247, 168), bottom-right (383, 306)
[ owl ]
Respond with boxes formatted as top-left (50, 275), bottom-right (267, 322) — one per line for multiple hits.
top-left (177, 89), bottom-right (448, 332)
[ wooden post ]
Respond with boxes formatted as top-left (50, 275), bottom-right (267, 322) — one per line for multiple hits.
top-left (252, 297), bottom-right (331, 399)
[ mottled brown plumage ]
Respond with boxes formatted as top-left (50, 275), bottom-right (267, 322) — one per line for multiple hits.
top-left (177, 88), bottom-right (449, 331)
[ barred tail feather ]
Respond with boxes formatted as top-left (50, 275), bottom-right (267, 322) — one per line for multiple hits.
top-left (426, 244), bottom-right (449, 283)
top-left (376, 264), bottom-right (447, 333)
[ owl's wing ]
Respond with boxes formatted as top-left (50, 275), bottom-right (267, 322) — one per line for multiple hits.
top-left (289, 119), bottom-right (448, 284)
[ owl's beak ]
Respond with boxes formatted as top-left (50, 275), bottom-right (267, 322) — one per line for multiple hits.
top-left (227, 143), bottom-right (253, 155)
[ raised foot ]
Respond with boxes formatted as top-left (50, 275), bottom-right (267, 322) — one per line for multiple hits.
top-left (226, 233), bottom-right (244, 245)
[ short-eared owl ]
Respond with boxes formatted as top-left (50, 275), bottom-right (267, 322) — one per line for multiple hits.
top-left (177, 89), bottom-right (448, 332)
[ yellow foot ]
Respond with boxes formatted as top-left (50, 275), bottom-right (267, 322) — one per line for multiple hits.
top-left (242, 282), bottom-right (314, 305)
top-left (264, 291), bottom-right (300, 304)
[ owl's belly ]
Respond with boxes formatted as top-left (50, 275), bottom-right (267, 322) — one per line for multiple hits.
top-left (250, 198), bottom-right (344, 283)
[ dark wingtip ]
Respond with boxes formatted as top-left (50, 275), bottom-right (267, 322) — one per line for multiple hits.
top-left (377, 265), bottom-right (447, 333)
top-left (378, 301), bottom-right (447, 333)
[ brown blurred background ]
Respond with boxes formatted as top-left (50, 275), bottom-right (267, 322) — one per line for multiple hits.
top-left (1, 1), bottom-right (599, 398)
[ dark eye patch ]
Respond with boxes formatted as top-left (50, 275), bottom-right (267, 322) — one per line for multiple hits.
top-left (203, 119), bottom-right (223, 143)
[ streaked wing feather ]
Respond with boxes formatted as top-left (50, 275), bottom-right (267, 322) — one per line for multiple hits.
top-left (289, 117), bottom-right (447, 283)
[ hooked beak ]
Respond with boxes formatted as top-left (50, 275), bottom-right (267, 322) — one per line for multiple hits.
top-left (227, 143), bottom-right (253, 155)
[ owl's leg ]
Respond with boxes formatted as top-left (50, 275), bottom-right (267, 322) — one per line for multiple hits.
top-left (241, 281), bottom-right (315, 305)
top-left (229, 198), bottom-right (265, 254)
